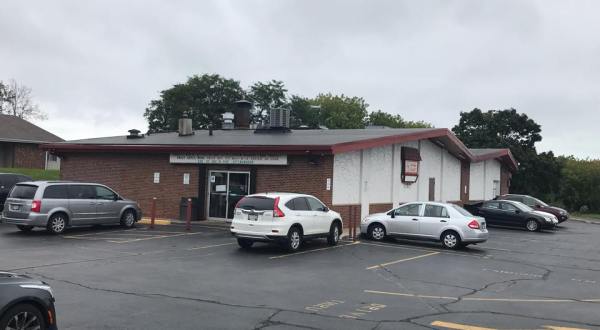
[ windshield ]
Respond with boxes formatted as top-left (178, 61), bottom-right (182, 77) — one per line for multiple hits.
top-left (8, 184), bottom-right (38, 199)
top-left (452, 205), bottom-right (473, 217)
top-left (534, 198), bottom-right (548, 207)
top-left (512, 201), bottom-right (534, 212)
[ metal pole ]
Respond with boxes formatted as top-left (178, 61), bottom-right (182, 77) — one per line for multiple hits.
top-left (150, 197), bottom-right (157, 229)
top-left (186, 198), bottom-right (192, 231)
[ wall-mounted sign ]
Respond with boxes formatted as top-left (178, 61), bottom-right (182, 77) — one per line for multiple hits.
top-left (170, 153), bottom-right (288, 166)
top-left (401, 147), bottom-right (421, 184)
top-left (153, 172), bottom-right (160, 184)
top-left (183, 173), bottom-right (190, 185)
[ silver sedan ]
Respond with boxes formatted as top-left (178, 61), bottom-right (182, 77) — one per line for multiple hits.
top-left (360, 202), bottom-right (488, 249)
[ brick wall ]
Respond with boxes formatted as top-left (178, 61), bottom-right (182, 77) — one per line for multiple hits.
top-left (60, 153), bottom-right (199, 219)
top-left (60, 153), bottom-right (334, 220)
top-left (13, 143), bottom-right (46, 169)
top-left (369, 203), bottom-right (393, 214)
top-left (329, 204), bottom-right (361, 229)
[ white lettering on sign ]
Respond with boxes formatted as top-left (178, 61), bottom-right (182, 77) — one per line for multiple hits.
top-left (170, 154), bottom-right (288, 165)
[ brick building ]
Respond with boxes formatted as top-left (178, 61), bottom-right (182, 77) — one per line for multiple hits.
top-left (43, 119), bottom-right (517, 226)
top-left (0, 114), bottom-right (63, 170)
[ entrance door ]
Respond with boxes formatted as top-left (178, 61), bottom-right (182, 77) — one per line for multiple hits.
top-left (208, 171), bottom-right (250, 220)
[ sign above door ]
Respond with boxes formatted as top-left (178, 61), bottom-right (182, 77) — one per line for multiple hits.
top-left (170, 153), bottom-right (288, 165)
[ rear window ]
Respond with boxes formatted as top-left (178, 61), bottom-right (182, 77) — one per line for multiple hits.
top-left (236, 196), bottom-right (275, 210)
top-left (9, 184), bottom-right (38, 199)
top-left (43, 185), bottom-right (69, 199)
top-left (452, 205), bottom-right (473, 217)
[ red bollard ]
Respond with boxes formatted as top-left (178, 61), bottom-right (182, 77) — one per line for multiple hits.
top-left (186, 198), bottom-right (192, 231)
top-left (150, 197), bottom-right (157, 229)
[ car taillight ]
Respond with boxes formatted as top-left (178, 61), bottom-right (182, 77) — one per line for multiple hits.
top-left (468, 219), bottom-right (480, 229)
top-left (31, 200), bottom-right (42, 213)
top-left (273, 197), bottom-right (285, 218)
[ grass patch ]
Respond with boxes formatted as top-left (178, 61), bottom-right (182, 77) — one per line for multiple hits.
top-left (572, 212), bottom-right (600, 221)
top-left (0, 168), bottom-right (59, 181)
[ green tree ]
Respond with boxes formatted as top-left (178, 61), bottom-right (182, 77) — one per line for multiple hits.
top-left (289, 95), bottom-right (320, 128)
top-left (144, 74), bottom-right (244, 132)
top-left (560, 157), bottom-right (600, 212)
top-left (452, 108), bottom-right (562, 200)
top-left (248, 80), bottom-right (287, 124)
top-left (313, 93), bottom-right (368, 129)
top-left (367, 110), bottom-right (432, 128)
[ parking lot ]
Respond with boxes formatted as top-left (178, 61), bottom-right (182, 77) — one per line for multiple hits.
top-left (1, 220), bottom-right (599, 330)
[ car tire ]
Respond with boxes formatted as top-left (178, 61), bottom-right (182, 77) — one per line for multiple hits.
top-left (526, 219), bottom-right (540, 232)
top-left (441, 230), bottom-right (461, 249)
top-left (237, 238), bottom-right (254, 249)
top-left (368, 223), bottom-right (386, 241)
top-left (327, 222), bottom-right (341, 246)
top-left (0, 303), bottom-right (46, 330)
top-left (120, 210), bottom-right (136, 228)
top-left (16, 225), bottom-right (34, 232)
top-left (284, 227), bottom-right (303, 252)
top-left (46, 213), bottom-right (67, 234)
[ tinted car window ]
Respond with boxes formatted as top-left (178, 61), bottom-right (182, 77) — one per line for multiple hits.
top-left (501, 202), bottom-right (518, 211)
top-left (9, 184), bottom-right (38, 199)
top-left (506, 195), bottom-right (523, 203)
top-left (424, 204), bottom-right (449, 217)
top-left (285, 197), bottom-right (310, 211)
top-left (236, 196), bottom-right (275, 210)
top-left (95, 186), bottom-right (116, 200)
top-left (67, 185), bottom-right (96, 199)
top-left (484, 202), bottom-right (500, 209)
top-left (306, 197), bottom-right (326, 211)
top-left (43, 185), bottom-right (69, 199)
top-left (395, 204), bottom-right (421, 216)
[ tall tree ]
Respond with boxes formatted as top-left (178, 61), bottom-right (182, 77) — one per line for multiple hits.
top-left (247, 80), bottom-right (287, 124)
top-left (0, 79), bottom-right (46, 120)
top-left (367, 110), bottom-right (432, 128)
top-left (313, 93), bottom-right (368, 129)
top-left (452, 108), bottom-right (561, 199)
top-left (144, 74), bottom-right (245, 132)
top-left (289, 95), bottom-right (320, 128)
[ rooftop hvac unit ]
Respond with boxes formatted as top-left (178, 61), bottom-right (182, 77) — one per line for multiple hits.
top-left (222, 112), bottom-right (234, 130)
top-left (269, 108), bottom-right (290, 128)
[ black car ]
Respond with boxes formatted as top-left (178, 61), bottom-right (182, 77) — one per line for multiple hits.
top-left (495, 194), bottom-right (569, 223)
top-left (465, 200), bottom-right (558, 232)
top-left (0, 272), bottom-right (57, 330)
top-left (0, 174), bottom-right (32, 212)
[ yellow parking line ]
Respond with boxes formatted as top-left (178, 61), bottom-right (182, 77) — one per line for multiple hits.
top-left (366, 251), bottom-right (439, 270)
top-left (431, 321), bottom-right (496, 330)
top-left (544, 326), bottom-right (590, 330)
top-left (364, 290), bottom-right (457, 300)
top-left (364, 290), bottom-right (599, 304)
top-left (111, 232), bottom-right (205, 243)
top-left (269, 241), bottom-right (360, 259)
top-left (138, 218), bottom-right (171, 225)
top-left (186, 242), bottom-right (235, 250)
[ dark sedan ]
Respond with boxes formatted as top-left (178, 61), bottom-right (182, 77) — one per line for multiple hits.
top-left (465, 200), bottom-right (558, 232)
top-left (0, 272), bottom-right (57, 330)
top-left (495, 194), bottom-right (569, 223)
top-left (0, 174), bottom-right (32, 212)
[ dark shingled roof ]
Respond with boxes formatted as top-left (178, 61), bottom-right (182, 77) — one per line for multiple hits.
top-left (0, 114), bottom-right (63, 144)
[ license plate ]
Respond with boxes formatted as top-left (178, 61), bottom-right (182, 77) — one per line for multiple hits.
top-left (9, 204), bottom-right (20, 211)
top-left (248, 214), bottom-right (258, 221)
top-left (482, 222), bottom-right (486, 229)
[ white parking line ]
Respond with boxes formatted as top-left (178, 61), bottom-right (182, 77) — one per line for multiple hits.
top-left (269, 241), bottom-right (361, 259)
top-left (360, 241), bottom-right (489, 259)
top-left (186, 242), bottom-right (235, 250)
top-left (366, 251), bottom-right (439, 270)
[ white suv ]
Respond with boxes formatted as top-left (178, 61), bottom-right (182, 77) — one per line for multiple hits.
top-left (230, 193), bottom-right (343, 252)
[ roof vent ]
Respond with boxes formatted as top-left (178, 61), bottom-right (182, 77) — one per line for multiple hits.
top-left (222, 112), bottom-right (234, 130)
top-left (126, 129), bottom-right (144, 139)
top-left (178, 113), bottom-right (194, 136)
top-left (234, 100), bottom-right (252, 129)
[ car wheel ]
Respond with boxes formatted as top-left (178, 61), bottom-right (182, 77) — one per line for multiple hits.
top-left (120, 210), bottom-right (136, 228)
top-left (441, 231), bottom-right (461, 249)
top-left (368, 223), bottom-right (386, 241)
top-left (327, 222), bottom-right (341, 246)
top-left (237, 238), bottom-right (254, 249)
top-left (16, 225), bottom-right (33, 232)
top-left (0, 303), bottom-right (46, 330)
top-left (46, 213), bottom-right (67, 234)
top-left (285, 227), bottom-right (302, 252)
top-left (526, 219), bottom-right (540, 232)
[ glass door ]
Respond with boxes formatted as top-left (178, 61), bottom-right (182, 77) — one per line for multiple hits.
top-left (208, 171), bottom-right (250, 220)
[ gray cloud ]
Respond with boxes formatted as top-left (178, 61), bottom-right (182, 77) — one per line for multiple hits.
top-left (1, 0), bottom-right (598, 158)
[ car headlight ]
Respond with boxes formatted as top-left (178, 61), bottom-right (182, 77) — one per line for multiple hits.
top-left (20, 284), bottom-right (54, 298)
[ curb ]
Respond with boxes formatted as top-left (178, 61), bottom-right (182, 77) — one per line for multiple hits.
top-left (569, 217), bottom-right (600, 225)
top-left (139, 218), bottom-right (171, 225)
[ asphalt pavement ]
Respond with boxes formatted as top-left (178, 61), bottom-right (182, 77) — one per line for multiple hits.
top-left (0, 220), bottom-right (599, 330)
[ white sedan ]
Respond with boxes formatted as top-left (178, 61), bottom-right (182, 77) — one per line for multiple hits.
top-left (360, 202), bottom-right (488, 249)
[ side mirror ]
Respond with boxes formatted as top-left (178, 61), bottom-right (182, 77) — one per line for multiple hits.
top-left (391, 212), bottom-right (396, 218)
top-left (515, 210), bottom-right (521, 214)
top-left (535, 204), bottom-right (541, 208)
top-left (113, 195), bottom-right (120, 201)
top-left (322, 207), bottom-right (329, 212)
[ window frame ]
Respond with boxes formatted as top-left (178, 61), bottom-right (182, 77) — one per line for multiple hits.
top-left (423, 204), bottom-right (450, 218)
top-left (394, 203), bottom-right (422, 217)
top-left (42, 185), bottom-right (69, 199)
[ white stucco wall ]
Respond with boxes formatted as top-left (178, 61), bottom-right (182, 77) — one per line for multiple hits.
top-left (332, 139), bottom-right (463, 219)
top-left (469, 159), bottom-right (501, 200)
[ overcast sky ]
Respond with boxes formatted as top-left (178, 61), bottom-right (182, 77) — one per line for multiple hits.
top-left (1, 0), bottom-right (598, 158)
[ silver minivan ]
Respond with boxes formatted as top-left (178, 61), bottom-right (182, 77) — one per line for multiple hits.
top-left (1, 181), bottom-right (142, 234)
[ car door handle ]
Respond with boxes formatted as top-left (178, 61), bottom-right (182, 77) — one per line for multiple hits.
top-left (412, 218), bottom-right (419, 221)
top-left (440, 220), bottom-right (447, 223)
